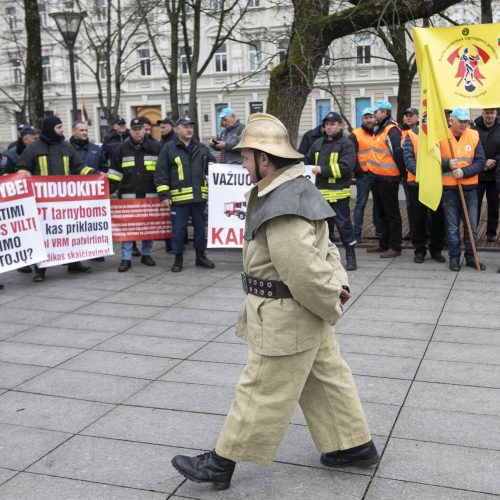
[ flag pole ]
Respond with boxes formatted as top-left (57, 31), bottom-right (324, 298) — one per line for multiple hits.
top-left (424, 45), bottom-right (481, 272)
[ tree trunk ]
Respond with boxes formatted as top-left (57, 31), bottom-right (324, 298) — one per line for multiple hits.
top-left (23, 0), bottom-right (44, 127)
top-left (481, 0), bottom-right (492, 23)
top-left (267, 0), bottom-right (461, 144)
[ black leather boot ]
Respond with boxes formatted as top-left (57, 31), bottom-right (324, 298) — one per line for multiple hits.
top-left (67, 262), bottom-right (91, 273)
top-left (171, 253), bottom-right (183, 272)
top-left (171, 450), bottom-right (235, 490)
top-left (320, 440), bottom-right (379, 468)
top-left (345, 245), bottom-right (357, 271)
top-left (195, 250), bottom-right (215, 268)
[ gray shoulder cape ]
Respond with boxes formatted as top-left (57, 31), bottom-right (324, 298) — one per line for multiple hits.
top-left (244, 175), bottom-right (335, 241)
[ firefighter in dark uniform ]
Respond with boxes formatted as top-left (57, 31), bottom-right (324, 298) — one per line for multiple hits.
top-left (305, 112), bottom-right (357, 270)
top-left (108, 118), bottom-right (162, 272)
top-left (16, 115), bottom-right (99, 282)
top-left (155, 117), bottom-right (215, 272)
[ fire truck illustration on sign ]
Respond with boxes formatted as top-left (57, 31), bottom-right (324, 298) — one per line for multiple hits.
top-left (224, 201), bottom-right (247, 220)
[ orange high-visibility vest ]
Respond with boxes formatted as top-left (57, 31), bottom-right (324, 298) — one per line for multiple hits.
top-left (351, 127), bottom-right (374, 173)
top-left (439, 128), bottom-right (480, 187)
top-left (367, 123), bottom-right (401, 177)
top-left (407, 129), bottom-right (418, 183)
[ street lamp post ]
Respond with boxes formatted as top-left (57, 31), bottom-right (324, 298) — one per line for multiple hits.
top-left (49, 10), bottom-right (87, 124)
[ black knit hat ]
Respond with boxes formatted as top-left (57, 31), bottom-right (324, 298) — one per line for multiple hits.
top-left (41, 115), bottom-right (63, 141)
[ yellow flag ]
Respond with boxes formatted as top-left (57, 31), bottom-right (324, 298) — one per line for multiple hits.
top-left (417, 46), bottom-right (449, 211)
top-left (414, 24), bottom-right (500, 108)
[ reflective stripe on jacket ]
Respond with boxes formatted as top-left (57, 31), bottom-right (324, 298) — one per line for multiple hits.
top-left (351, 127), bottom-right (374, 172)
top-left (367, 123), bottom-right (401, 177)
top-left (440, 128), bottom-right (480, 187)
top-left (407, 129), bottom-right (418, 184)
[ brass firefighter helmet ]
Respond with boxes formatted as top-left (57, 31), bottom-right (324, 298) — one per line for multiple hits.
top-left (234, 113), bottom-right (303, 159)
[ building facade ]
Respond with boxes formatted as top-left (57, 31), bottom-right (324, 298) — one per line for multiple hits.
top-left (0, 0), bottom-right (495, 149)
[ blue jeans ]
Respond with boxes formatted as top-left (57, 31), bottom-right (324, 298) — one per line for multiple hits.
top-left (354, 174), bottom-right (381, 239)
top-left (328, 198), bottom-right (356, 246)
top-left (442, 188), bottom-right (478, 262)
top-left (171, 202), bottom-right (207, 254)
top-left (122, 240), bottom-right (153, 260)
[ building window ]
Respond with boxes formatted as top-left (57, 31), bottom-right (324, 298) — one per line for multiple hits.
top-left (277, 39), bottom-right (288, 63)
top-left (321, 48), bottom-right (333, 67)
top-left (138, 48), bottom-right (151, 76)
top-left (64, 1), bottom-right (73, 9)
top-left (357, 45), bottom-right (370, 64)
top-left (248, 42), bottom-right (261, 71)
top-left (74, 57), bottom-right (81, 81)
top-left (39, 3), bottom-right (48, 26)
top-left (12, 57), bottom-right (22, 84)
top-left (5, 7), bottom-right (17, 30)
top-left (316, 99), bottom-right (331, 126)
top-left (211, 0), bottom-right (221, 11)
top-left (355, 97), bottom-right (371, 127)
top-left (42, 56), bottom-right (51, 82)
top-left (179, 47), bottom-right (190, 74)
top-left (98, 54), bottom-right (107, 79)
top-left (95, 0), bottom-right (106, 22)
top-left (214, 43), bottom-right (227, 72)
top-left (355, 33), bottom-right (372, 65)
top-left (215, 103), bottom-right (228, 135)
top-left (248, 0), bottom-right (259, 6)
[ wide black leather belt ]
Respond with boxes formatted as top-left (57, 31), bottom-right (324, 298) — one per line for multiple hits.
top-left (241, 272), bottom-right (293, 299)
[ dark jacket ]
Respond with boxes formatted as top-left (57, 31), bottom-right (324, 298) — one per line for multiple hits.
top-left (109, 136), bottom-right (162, 198)
top-left (16, 135), bottom-right (95, 176)
top-left (101, 129), bottom-right (131, 165)
top-left (217, 121), bottom-right (245, 164)
top-left (70, 137), bottom-right (105, 171)
top-left (155, 137), bottom-right (211, 204)
top-left (160, 130), bottom-right (176, 147)
top-left (298, 125), bottom-right (323, 155)
top-left (305, 132), bottom-right (356, 193)
top-left (3, 144), bottom-right (22, 174)
top-left (472, 116), bottom-right (500, 183)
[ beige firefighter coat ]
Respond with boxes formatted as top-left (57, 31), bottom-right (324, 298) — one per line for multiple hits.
top-left (236, 163), bottom-right (349, 356)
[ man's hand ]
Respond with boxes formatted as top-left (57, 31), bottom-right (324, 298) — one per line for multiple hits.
top-left (449, 159), bottom-right (459, 170)
top-left (452, 168), bottom-right (464, 179)
top-left (312, 166), bottom-right (321, 175)
top-left (161, 199), bottom-right (171, 208)
top-left (485, 159), bottom-right (496, 170)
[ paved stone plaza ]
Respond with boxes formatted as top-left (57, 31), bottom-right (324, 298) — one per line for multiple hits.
top-left (0, 246), bottom-right (499, 499)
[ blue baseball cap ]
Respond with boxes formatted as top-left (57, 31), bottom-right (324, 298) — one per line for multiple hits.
top-left (220, 107), bottom-right (235, 118)
top-left (374, 100), bottom-right (392, 111)
top-left (450, 108), bottom-right (469, 121)
top-left (361, 107), bottom-right (374, 116)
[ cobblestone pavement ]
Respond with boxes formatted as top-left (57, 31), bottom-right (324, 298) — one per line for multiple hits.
top-left (0, 244), bottom-right (499, 499)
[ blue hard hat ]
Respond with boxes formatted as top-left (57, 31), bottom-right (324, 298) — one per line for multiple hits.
top-left (220, 107), bottom-right (236, 118)
top-left (374, 100), bottom-right (392, 112)
top-left (450, 108), bottom-right (469, 121)
top-left (361, 107), bottom-right (374, 116)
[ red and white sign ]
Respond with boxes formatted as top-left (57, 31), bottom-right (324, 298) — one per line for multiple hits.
top-left (0, 173), bottom-right (46, 273)
top-left (208, 164), bottom-right (316, 248)
top-left (111, 198), bottom-right (171, 242)
top-left (32, 175), bottom-right (114, 268)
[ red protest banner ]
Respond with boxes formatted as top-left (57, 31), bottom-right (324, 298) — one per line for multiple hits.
top-left (111, 198), bottom-right (171, 242)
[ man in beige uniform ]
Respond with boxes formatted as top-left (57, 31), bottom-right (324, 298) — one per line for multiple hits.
top-left (171, 113), bottom-right (378, 490)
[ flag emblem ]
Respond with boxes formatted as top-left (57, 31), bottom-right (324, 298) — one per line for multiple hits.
top-left (447, 45), bottom-right (491, 93)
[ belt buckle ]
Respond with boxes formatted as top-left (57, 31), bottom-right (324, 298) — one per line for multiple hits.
top-left (241, 272), bottom-right (249, 294)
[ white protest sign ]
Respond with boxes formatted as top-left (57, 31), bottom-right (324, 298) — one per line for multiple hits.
top-left (32, 175), bottom-right (114, 268)
top-left (0, 173), bottom-right (47, 273)
top-left (208, 164), bottom-right (316, 249)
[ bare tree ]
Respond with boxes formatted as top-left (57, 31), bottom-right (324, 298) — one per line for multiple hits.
top-left (73, 0), bottom-right (154, 126)
top-left (266, 0), bottom-right (463, 143)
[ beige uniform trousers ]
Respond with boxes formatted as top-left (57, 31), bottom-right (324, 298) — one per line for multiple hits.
top-left (215, 333), bottom-right (371, 465)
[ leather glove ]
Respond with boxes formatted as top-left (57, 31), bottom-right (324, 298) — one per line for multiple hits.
top-left (452, 168), bottom-right (464, 179)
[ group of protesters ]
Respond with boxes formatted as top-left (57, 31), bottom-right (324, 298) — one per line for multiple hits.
top-left (1, 101), bottom-right (499, 285)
